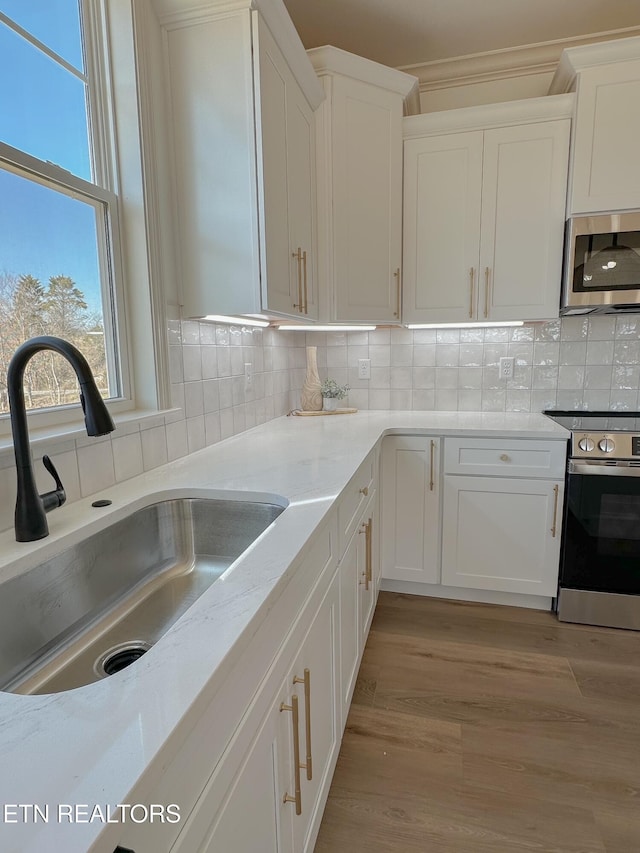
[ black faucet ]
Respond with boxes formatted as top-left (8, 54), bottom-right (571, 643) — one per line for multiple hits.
top-left (8, 336), bottom-right (116, 542)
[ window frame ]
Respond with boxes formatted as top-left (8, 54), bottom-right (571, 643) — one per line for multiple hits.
top-left (0, 0), bottom-right (149, 437)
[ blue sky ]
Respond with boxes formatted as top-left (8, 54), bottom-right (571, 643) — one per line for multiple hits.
top-left (0, 2), bottom-right (102, 315)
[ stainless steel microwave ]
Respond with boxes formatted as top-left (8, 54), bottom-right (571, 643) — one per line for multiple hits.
top-left (561, 212), bottom-right (640, 315)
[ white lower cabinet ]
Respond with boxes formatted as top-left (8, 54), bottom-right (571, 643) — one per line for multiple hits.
top-left (380, 434), bottom-right (566, 602)
top-left (381, 435), bottom-right (441, 584)
top-left (441, 475), bottom-right (563, 596)
top-left (170, 570), bottom-right (340, 853)
top-left (337, 482), bottom-right (378, 726)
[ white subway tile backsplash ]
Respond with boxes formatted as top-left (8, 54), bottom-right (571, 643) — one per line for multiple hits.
top-left (2, 313), bottom-right (640, 536)
top-left (560, 317), bottom-right (589, 340)
top-left (391, 345), bottom-right (413, 367)
top-left (436, 328), bottom-right (460, 344)
top-left (586, 340), bottom-right (614, 365)
top-left (77, 441), bottom-right (116, 496)
top-left (186, 416), bottom-right (206, 453)
top-left (166, 419), bottom-right (189, 461)
top-left (435, 344), bottom-right (459, 368)
top-left (413, 345), bottom-right (436, 366)
top-left (112, 433), bottom-right (144, 482)
top-left (141, 425), bottom-right (168, 472)
top-left (182, 345), bottom-right (203, 382)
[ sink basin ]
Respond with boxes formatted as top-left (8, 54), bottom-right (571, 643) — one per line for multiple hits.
top-left (0, 496), bottom-right (285, 695)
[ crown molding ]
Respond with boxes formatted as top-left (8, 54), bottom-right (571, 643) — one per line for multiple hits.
top-left (149, 0), bottom-right (324, 109)
top-left (549, 33), bottom-right (640, 94)
top-left (399, 26), bottom-right (640, 95)
top-left (402, 93), bottom-right (575, 139)
top-left (308, 46), bottom-right (420, 113)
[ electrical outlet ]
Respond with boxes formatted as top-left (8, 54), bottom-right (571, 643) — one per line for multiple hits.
top-left (244, 362), bottom-right (253, 393)
top-left (357, 358), bottom-right (371, 380)
top-left (499, 356), bottom-right (515, 381)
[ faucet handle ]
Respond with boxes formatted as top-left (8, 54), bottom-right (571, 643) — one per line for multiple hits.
top-left (41, 455), bottom-right (66, 512)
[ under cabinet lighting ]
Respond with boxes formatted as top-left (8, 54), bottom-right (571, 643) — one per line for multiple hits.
top-left (405, 321), bottom-right (524, 329)
top-left (200, 315), bottom-right (270, 327)
top-left (277, 325), bottom-right (376, 331)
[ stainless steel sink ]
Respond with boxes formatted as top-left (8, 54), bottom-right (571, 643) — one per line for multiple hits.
top-left (0, 496), bottom-right (285, 695)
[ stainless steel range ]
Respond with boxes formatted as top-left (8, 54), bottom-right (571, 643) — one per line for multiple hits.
top-left (544, 410), bottom-right (640, 630)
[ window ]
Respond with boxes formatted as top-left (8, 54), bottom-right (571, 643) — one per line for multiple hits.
top-left (0, 1), bottom-right (125, 417)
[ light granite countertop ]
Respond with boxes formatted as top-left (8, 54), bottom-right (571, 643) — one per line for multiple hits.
top-left (0, 411), bottom-right (568, 852)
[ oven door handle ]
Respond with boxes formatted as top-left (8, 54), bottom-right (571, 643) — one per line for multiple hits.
top-left (569, 460), bottom-right (640, 477)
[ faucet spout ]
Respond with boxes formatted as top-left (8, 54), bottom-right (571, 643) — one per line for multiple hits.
top-left (8, 336), bottom-right (115, 542)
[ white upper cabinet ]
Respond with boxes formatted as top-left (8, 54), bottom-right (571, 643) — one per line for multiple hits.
top-left (403, 96), bottom-right (573, 324)
top-left (309, 47), bottom-right (419, 324)
top-left (403, 131), bottom-right (483, 323)
top-left (158, 0), bottom-right (323, 320)
top-left (255, 17), bottom-right (319, 319)
top-left (550, 38), bottom-right (640, 215)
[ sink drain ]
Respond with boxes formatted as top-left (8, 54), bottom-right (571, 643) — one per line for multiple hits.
top-left (95, 641), bottom-right (152, 678)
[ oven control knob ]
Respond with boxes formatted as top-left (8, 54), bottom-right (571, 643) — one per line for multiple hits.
top-left (578, 437), bottom-right (595, 452)
top-left (598, 437), bottom-right (615, 453)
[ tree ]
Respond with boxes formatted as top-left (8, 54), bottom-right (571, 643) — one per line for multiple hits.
top-left (0, 272), bottom-right (108, 413)
top-left (44, 275), bottom-right (88, 337)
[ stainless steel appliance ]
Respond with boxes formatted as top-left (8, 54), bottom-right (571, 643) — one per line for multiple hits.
top-left (544, 410), bottom-right (640, 630)
top-left (561, 213), bottom-right (640, 315)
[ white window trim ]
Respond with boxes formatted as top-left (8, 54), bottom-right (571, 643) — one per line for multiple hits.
top-left (0, 0), bottom-right (172, 439)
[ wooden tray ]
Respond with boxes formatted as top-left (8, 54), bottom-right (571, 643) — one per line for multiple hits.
top-left (291, 408), bottom-right (358, 417)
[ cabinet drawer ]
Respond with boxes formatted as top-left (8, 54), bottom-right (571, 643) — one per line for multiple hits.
top-left (337, 452), bottom-right (376, 553)
top-left (444, 438), bottom-right (566, 478)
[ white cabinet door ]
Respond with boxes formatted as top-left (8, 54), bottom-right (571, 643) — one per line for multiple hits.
top-left (403, 114), bottom-right (570, 324)
top-left (359, 506), bottom-right (377, 646)
top-left (381, 436), bottom-right (441, 585)
top-left (337, 489), bottom-right (378, 727)
top-left (338, 518), bottom-right (366, 726)
top-left (163, 8), bottom-right (321, 321)
top-left (288, 572), bottom-right (339, 853)
top-left (570, 59), bottom-right (640, 215)
top-left (256, 17), bottom-right (318, 320)
top-left (441, 476), bottom-right (563, 596)
top-left (331, 76), bottom-right (405, 323)
top-left (287, 80), bottom-right (319, 320)
top-left (169, 572), bottom-right (340, 853)
top-left (256, 18), bottom-right (297, 317)
top-left (480, 120), bottom-right (570, 321)
top-left (403, 132), bottom-right (483, 324)
top-left (170, 678), bottom-right (291, 853)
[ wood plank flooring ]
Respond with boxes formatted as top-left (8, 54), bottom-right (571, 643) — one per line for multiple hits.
top-left (314, 592), bottom-right (640, 853)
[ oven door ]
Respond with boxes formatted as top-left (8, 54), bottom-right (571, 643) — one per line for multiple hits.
top-left (560, 460), bottom-right (640, 596)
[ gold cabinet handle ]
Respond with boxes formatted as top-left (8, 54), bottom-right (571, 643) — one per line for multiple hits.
top-left (484, 266), bottom-right (490, 318)
top-left (393, 267), bottom-right (401, 318)
top-left (281, 694), bottom-right (302, 815)
top-left (500, 454), bottom-right (510, 463)
top-left (358, 522), bottom-right (369, 590)
top-left (293, 668), bottom-right (312, 781)
top-left (551, 484), bottom-right (559, 538)
top-left (292, 248), bottom-right (303, 312)
top-left (359, 486), bottom-right (369, 496)
top-left (469, 267), bottom-right (475, 319)
top-left (302, 249), bottom-right (308, 314)
top-left (366, 517), bottom-right (372, 587)
top-left (429, 440), bottom-right (435, 492)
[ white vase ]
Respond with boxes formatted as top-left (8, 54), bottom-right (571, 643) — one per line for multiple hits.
top-left (301, 346), bottom-right (322, 411)
top-left (323, 396), bottom-right (338, 412)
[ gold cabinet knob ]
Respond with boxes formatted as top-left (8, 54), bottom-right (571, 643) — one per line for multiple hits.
top-left (500, 454), bottom-right (510, 462)
top-left (359, 486), bottom-right (369, 496)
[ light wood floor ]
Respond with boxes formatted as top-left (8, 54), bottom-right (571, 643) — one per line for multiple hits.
top-left (314, 592), bottom-right (640, 853)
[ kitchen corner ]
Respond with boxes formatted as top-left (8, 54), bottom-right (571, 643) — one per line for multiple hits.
top-left (0, 410), bottom-right (568, 852)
